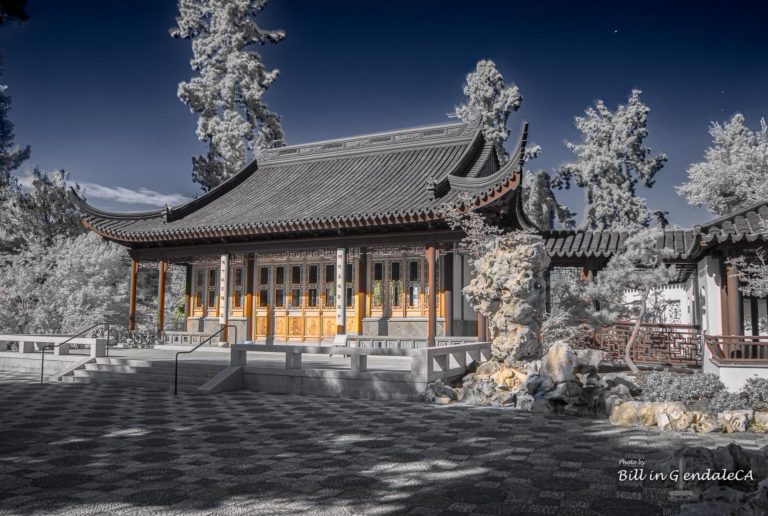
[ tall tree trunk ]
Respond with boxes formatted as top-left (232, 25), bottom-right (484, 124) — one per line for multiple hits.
top-left (624, 288), bottom-right (649, 375)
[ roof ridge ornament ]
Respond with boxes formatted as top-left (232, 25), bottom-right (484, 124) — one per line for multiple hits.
top-left (161, 204), bottom-right (172, 223)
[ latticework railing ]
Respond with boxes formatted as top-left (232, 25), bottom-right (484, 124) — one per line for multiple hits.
top-left (573, 321), bottom-right (702, 365)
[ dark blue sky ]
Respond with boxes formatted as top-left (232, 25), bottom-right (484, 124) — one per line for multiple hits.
top-left (1, 0), bottom-right (767, 227)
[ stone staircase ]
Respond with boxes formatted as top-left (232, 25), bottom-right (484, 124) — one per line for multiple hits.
top-left (56, 357), bottom-right (223, 392)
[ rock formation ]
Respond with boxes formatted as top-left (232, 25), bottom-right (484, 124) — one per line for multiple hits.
top-left (463, 232), bottom-right (550, 361)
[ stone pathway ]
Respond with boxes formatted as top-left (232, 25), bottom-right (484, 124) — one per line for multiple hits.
top-left (0, 372), bottom-right (766, 515)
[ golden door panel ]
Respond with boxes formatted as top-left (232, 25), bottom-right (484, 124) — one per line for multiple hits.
top-left (305, 316), bottom-right (321, 337)
top-left (275, 316), bottom-right (287, 336)
top-left (255, 316), bottom-right (269, 337)
top-left (288, 317), bottom-right (303, 337)
top-left (322, 317), bottom-right (336, 336)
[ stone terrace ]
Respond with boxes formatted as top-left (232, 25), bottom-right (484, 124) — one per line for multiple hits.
top-left (1, 371), bottom-right (767, 515)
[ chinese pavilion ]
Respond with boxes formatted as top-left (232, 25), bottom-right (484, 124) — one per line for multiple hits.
top-left (77, 120), bottom-right (536, 344)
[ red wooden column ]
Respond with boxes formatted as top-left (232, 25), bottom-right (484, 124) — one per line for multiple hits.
top-left (442, 252), bottom-right (453, 336)
top-left (726, 256), bottom-right (743, 335)
top-left (245, 254), bottom-right (255, 341)
top-left (355, 251), bottom-right (367, 335)
top-left (476, 312), bottom-right (488, 341)
top-left (426, 244), bottom-right (436, 346)
top-left (129, 258), bottom-right (139, 332)
top-left (157, 260), bottom-right (166, 336)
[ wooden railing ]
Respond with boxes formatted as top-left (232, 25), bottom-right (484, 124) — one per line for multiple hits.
top-left (705, 335), bottom-right (768, 364)
top-left (575, 322), bottom-right (702, 365)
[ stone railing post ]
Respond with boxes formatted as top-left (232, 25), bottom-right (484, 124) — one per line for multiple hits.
top-left (285, 350), bottom-right (302, 369)
top-left (350, 353), bottom-right (367, 375)
top-left (231, 346), bottom-right (248, 367)
top-left (91, 338), bottom-right (107, 358)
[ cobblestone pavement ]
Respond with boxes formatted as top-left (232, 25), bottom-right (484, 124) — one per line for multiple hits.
top-left (1, 372), bottom-right (767, 515)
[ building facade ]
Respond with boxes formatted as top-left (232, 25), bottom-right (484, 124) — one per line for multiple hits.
top-left (76, 119), bottom-right (768, 350)
top-left (77, 120), bottom-right (534, 344)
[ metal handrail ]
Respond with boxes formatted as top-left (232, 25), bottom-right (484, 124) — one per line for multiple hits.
top-left (174, 325), bottom-right (236, 395)
top-left (40, 322), bottom-right (113, 384)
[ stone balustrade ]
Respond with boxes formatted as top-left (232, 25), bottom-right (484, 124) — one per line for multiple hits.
top-left (160, 331), bottom-right (212, 347)
top-left (230, 341), bottom-right (491, 384)
top-left (0, 334), bottom-right (107, 358)
top-left (346, 335), bottom-right (478, 350)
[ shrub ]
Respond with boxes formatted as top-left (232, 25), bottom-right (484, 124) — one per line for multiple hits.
top-left (639, 371), bottom-right (725, 402)
top-left (708, 390), bottom-right (750, 414)
top-left (740, 376), bottom-right (768, 411)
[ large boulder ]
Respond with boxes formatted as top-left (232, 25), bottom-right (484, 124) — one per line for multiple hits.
top-left (544, 380), bottom-right (583, 403)
top-left (609, 401), bottom-right (644, 426)
top-left (574, 348), bottom-right (604, 374)
top-left (490, 366), bottom-right (527, 391)
top-left (602, 372), bottom-right (642, 396)
top-left (689, 411), bottom-right (721, 433)
top-left (540, 342), bottom-right (577, 383)
top-left (525, 373), bottom-right (555, 399)
top-left (653, 401), bottom-right (691, 431)
top-left (752, 412), bottom-right (768, 433)
top-left (719, 410), bottom-right (754, 433)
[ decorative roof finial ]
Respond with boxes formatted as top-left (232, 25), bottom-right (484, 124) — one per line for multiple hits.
top-left (427, 176), bottom-right (437, 196)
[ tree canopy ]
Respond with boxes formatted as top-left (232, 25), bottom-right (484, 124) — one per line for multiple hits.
top-left (677, 114), bottom-right (768, 216)
top-left (172, 0), bottom-right (285, 191)
top-left (554, 89), bottom-right (666, 231)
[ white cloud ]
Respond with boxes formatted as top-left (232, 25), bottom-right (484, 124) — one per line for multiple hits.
top-left (79, 183), bottom-right (192, 207)
top-left (16, 173), bottom-right (193, 208)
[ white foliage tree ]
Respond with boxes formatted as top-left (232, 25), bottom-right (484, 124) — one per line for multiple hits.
top-left (0, 77), bottom-right (29, 194)
top-left (4, 167), bottom-right (84, 247)
top-left (677, 114), bottom-right (768, 216)
top-left (554, 89), bottom-right (667, 231)
top-left (731, 249), bottom-right (768, 299)
top-left (523, 170), bottom-right (576, 231)
top-left (0, 233), bottom-right (130, 334)
top-left (586, 227), bottom-right (677, 373)
top-left (172, 0), bottom-right (285, 191)
top-left (454, 59), bottom-right (522, 164)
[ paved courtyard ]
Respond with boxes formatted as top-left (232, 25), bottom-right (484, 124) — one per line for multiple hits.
top-left (1, 371), bottom-right (767, 515)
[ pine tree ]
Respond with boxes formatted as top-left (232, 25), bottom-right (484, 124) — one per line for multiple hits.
top-left (455, 59), bottom-right (522, 164)
top-left (677, 114), bottom-right (768, 216)
top-left (0, 69), bottom-right (29, 195)
top-left (523, 170), bottom-right (575, 231)
top-left (554, 89), bottom-right (666, 231)
top-left (172, 0), bottom-right (285, 191)
top-left (586, 227), bottom-right (677, 373)
top-left (4, 167), bottom-right (84, 248)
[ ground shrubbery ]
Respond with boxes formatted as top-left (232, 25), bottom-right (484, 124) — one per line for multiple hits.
top-left (639, 372), bottom-right (768, 414)
top-left (708, 390), bottom-right (750, 414)
top-left (639, 371), bottom-right (725, 402)
top-left (739, 377), bottom-right (768, 411)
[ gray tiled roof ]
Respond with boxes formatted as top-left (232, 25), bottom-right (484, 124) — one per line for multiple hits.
top-left (696, 200), bottom-right (768, 246)
top-left (543, 201), bottom-right (768, 263)
top-left (544, 229), bottom-right (697, 260)
top-left (78, 121), bottom-right (530, 244)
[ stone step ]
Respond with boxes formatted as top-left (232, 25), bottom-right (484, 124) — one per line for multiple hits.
top-left (95, 357), bottom-right (223, 373)
top-left (83, 374), bottom-right (201, 392)
top-left (83, 370), bottom-right (208, 386)
top-left (84, 362), bottom-right (215, 378)
top-left (59, 374), bottom-right (91, 383)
